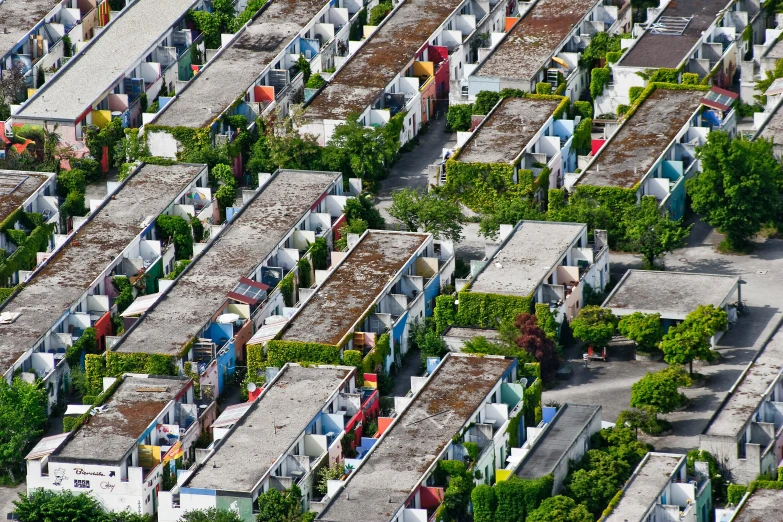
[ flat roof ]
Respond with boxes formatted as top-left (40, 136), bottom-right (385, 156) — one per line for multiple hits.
top-left (457, 97), bottom-right (560, 164)
top-left (317, 354), bottom-right (514, 522)
top-left (0, 0), bottom-right (61, 58)
top-left (703, 328), bottom-right (783, 438)
top-left (153, 0), bottom-right (328, 128)
top-left (52, 375), bottom-right (190, 463)
top-left (470, 221), bottom-right (584, 297)
top-left (0, 171), bottom-right (50, 223)
top-left (186, 365), bottom-right (350, 492)
top-left (305, 0), bottom-right (463, 121)
top-left (602, 270), bottom-right (738, 317)
top-left (115, 170), bottom-right (339, 356)
top-left (442, 327), bottom-right (502, 342)
top-left (732, 488), bottom-right (783, 522)
top-left (577, 88), bottom-right (703, 189)
top-left (756, 99), bottom-right (783, 142)
top-left (619, 0), bottom-right (730, 69)
top-left (604, 453), bottom-right (684, 522)
top-left (18, 0), bottom-right (197, 121)
top-left (0, 163), bottom-right (203, 373)
top-left (473, 0), bottom-right (596, 81)
top-left (279, 230), bottom-right (428, 346)
top-left (514, 403), bottom-right (600, 479)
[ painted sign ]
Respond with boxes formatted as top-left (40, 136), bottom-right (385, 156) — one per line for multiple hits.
top-left (157, 424), bottom-right (180, 445)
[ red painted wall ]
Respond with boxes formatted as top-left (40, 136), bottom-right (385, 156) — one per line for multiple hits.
top-left (377, 417), bottom-right (394, 437)
top-left (93, 311), bottom-right (112, 353)
top-left (419, 486), bottom-right (445, 510)
top-left (591, 139), bottom-right (606, 156)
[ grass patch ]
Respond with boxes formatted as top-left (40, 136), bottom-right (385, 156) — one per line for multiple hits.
top-left (717, 239), bottom-right (754, 255)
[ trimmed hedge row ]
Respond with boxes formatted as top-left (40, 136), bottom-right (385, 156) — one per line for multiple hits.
top-left (472, 474), bottom-right (554, 522)
top-left (455, 290), bottom-right (532, 328)
top-left (266, 340), bottom-right (341, 367)
top-left (434, 295), bottom-right (457, 333)
top-left (342, 349), bottom-right (363, 385)
top-left (84, 351), bottom-right (176, 395)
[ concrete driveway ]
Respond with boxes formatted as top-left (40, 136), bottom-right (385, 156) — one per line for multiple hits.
top-left (545, 216), bottom-right (783, 453)
top-left (0, 483), bottom-right (24, 519)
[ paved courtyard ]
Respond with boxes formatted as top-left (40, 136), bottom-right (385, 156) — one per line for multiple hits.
top-left (544, 216), bottom-right (783, 453)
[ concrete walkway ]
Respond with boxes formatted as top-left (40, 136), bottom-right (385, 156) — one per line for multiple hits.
top-left (389, 347), bottom-right (422, 397)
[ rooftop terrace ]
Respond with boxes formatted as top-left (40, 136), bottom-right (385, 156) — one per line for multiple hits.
top-left (732, 488), bottom-right (783, 522)
top-left (279, 230), bottom-right (428, 346)
top-left (153, 0), bottom-right (328, 128)
top-left (305, 0), bottom-right (463, 121)
top-left (604, 453), bottom-right (684, 522)
top-left (473, 0), bottom-right (597, 81)
top-left (0, 0), bottom-right (61, 57)
top-left (576, 88), bottom-right (703, 189)
top-left (619, 0), bottom-right (730, 69)
top-left (317, 354), bottom-right (514, 522)
top-left (18, 0), bottom-right (197, 121)
top-left (52, 375), bottom-right (190, 464)
top-left (514, 403), bottom-right (601, 479)
top-left (457, 97), bottom-right (561, 164)
top-left (470, 221), bottom-right (585, 298)
top-left (0, 163), bottom-right (203, 374)
top-left (186, 365), bottom-right (351, 492)
top-left (115, 170), bottom-right (339, 356)
top-left (0, 171), bottom-right (50, 223)
top-left (602, 270), bottom-right (738, 317)
top-left (703, 327), bottom-right (783, 438)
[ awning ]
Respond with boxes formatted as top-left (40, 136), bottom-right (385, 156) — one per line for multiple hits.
top-left (121, 292), bottom-right (164, 317)
top-left (26, 433), bottom-right (69, 460)
top-left (552, 56), bottom-right (569, 69)
top-left (213, 402), bottom-right (254, 429)
top-left (248, 320), bottom-right (287, 345)
top-left (701, 86), bottom-right (738, 112)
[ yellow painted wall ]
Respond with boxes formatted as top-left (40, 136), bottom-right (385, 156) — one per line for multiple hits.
top-left (413, 61), bottom-right (434, 78)
top-left (91, 109), bottom-right (112, 129)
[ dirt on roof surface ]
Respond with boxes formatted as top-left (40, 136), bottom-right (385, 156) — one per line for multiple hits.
top-left (153, 0), bottom-right (328, 128)
top-left (280, 231), bottom-right (428, 346)
top-left (317, 354), bottom-right (513, 522)
top-left (0, 171), bottom-right (49, 224)
top-left (52, 376), bottom-right (190, 464)
top-left (458, 97), bottom-right (560, 164)
top-left (0, 0), bottom-right (61, 56)
top-left (619, 0), bottom-right (731, 69)
top-left (305, 0), bottom-right (463, 121)
top-left (577, 88), bottom-right (703, 188)
top-left (474, 0), bottom-right (597, 81)
top-left (0, 164), bottom-right (203, 373)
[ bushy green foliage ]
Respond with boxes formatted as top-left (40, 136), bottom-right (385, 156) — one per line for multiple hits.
top-left (631, 369), bottom-right (687, 414)
top-left (471, 484), bottom-right (496, 522)
top-left (623, 196), bottom-right (691, 268)
top-left (455, 290), bottom-right (532, 328)
top-left (446, 103), bottom-right (473, 132)
top-left (590, 67), bottom-right (611, 99)
top-left (443, 160), bottom-right (533, 214)
top-left (474, 91), bottom-right (501, 115)
top-left (66, 327), bottom-right (98, 368)
top-left (573, 101), bottom-right (593, 119)
top-left (617, 312), bottom-right (662, 351)
top-left (247, 343), bottom-right (266, 378)
top-left (572, 117), bottom-right (592, 155)
top-left (105, 351), bottom-right (176, 378)
top-left (344, 194), bottom-right (385, 229)
top-left (297, 257), bottom-right (312, 289)
top-left (112, 276), bottom-right (134, 315)
top-left (84, 354), bottom-right (105, 395)
top-left (581, 32), bottom-right (624, 67)
top-left (434, 294), bottom-right (457, 333)
top-left (164, 259), bottom-right (191, 280)
top-left (0, 378), bottom-right (48, 477)
top-left (535, 82), bottom-right (553, 94)
top-left (527, 495), bottom-right (593, 522)
top-left (727, 484), bottom-right (747, 505)
top-left (389, 188), bottom-right (464, 241)
top-left (190, 216), bottom-right (204, 243)
top-left (688, 132), bottom-right (782, 250)
top-left (156, 214), bottom-right (193, 260)
top-left (279, 272), bottom-right (295, 307)
top-left (266, 340), bottom-right (341, 367)
top-left (535, 303), bottom-right (558, 340)
top-left (368, 0), bottom-right (393, 25)
top-left (570, 306), bottom-right (617, 347)
top-left (309, 237), bottom-right (329, 270)
top-left (13, 489), bottom-right (152, 522)
top-left (255, 483), bottom-right (309, 522)
top-left (305, 73), bottom-right (326, 90)
top-left (661, 305), bottom-right (726, 374)
top-left (342, 349), bottom-right (363, 385)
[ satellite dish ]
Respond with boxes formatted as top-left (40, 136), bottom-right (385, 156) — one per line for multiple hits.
top-left (247, 382), bottom-right (257, 393)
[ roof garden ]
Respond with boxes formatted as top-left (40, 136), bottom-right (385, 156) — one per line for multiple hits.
top-left (153, 0), bottom-right (329, 128)
top-left (114, 170), bottom-right (340, 356)
top-left (470, 221), bottom-right (585, 298)
top-left (185, 365), bottom-right (351, 492)
top-left (305, 0), bottom-right (464, 121)
top-left (0, 0), bottom-right (62, 58)
top-left (457, 97), bottom-right (561, 164)
top-left (278, 230), bottom-right (428, 346)
top-left (473, 0), bottom-right (597, 81)
top-left (618, 0), bottom-right (731, 69)
top-left (576, 88), bottom-right (704, 189)
top-left (51, 375), bottom-right (190, 464)
top-left (0, 163), bottom-right (204, 374)
top-left (317, 354), bottom-right (514, 522)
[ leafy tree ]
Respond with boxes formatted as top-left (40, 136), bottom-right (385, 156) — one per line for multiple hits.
top-left (688, 132), bottom-right (782, 251)
top-left (473, 91), bottom-right (501, 115)
top-left (479, 197), bottom-right (545, 239)
top-left (389, 188), bottom-right (464, 241)
top-left (621, 196), bottom-right (690, 269)
top-left (616, 408), bottom-right (657, 437)
top-left (255, 484), bottom-right (312, 522)
top-left (211, 163), bottom-right (238, 211)
top-left (570, 306), bottom-right (617, 348)
top-left (316, 462), bottom-right (344, 496)
top-left (526, 495), bottom-right (593, 522)
top-left (177, 507), bottom-right (242, 522)
top-left (322, 115), bottom-right (391, 184)
top-left (446, 103), bottom-right (473, 132)
top-left (617, 312), bottom-right (663, 352)
top-left (14, 489), bottom-right (106, 522)
top-left (660, 305), bottom-right (725, 375)
top-left (513, 313), bottom-right (560, 382)
top-left (630, 370), bottom-right (687, 414)
top-left (0, 378), bottom-right (48, 478)
top-left (335, 218), bottom-right (367, 251)
top-left (565, 451), bottom-right (629, 517)
top-left (344, 194), bottom-right (385, 229)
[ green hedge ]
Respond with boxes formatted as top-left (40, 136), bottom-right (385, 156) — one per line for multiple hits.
top-left (571, 184), bottom-right (638, 212)
top-left (156, 214), bottom-right (193, 261)
top-left (727, 484), bottom-right (747, 505)
top-left (342, 349), bottom-right (363, 385)
top-left (443, 161), bottom-right (532, 213)
top-left (0, 223), bottom-right (54, 281)
top-left (573, 101), bottom-right (593, 119)
top-left (105, 351), bottom-right (176, 378)
top-left (62, 416), bottom-right (79, 432)
top-left (524, 93), bottom-right (570, 119)
top-left (362, 332), bottom-right (390, 373)
top-left (279, 272), bottom-right (295, 307)
top-left (523, 378), bottom-right (543, 429)
top-left (455, 290), bottom-right (532, 328)
top-left (471, 484), bottom-right (496, 522)
top-left (599, 489), bottom-right (624, 520)
top-left (84, 354), bottom-right (105, 395)
top-left (65, 327), bottom-right (97, 368)
top-left (266, 340), bottom-right (341, 367)
top-left (573, 117), bottom-right (592, 155)
top-left (247, 343), bottom-right (266, 377)
top-left (506, 403), bottom-right (525, 448)
top-left (434, 295), bottom-right (457, 333)
top-left (628, 86), bottom-right (644, 104)
top-left (590, 67), bottom-right (611, 99)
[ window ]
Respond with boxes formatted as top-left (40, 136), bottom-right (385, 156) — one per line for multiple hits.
top-left (163, 412), bottom-right (170, 424)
